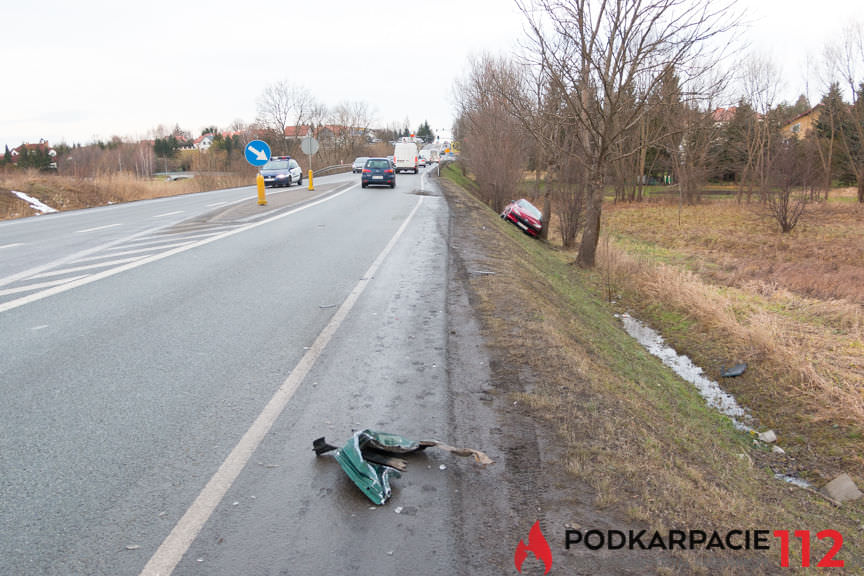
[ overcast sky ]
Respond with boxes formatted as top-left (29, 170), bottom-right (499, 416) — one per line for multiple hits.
top-left (2, 0), bottom-right (861, 151)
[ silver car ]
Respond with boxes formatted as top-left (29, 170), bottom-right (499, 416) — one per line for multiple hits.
top-left (260, 156), bottom-right (302, 187)
top-left (352, 157), bottom-right (369, 173)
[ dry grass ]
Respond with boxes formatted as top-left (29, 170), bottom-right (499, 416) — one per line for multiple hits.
top-left (0, 171), bottom-right (254, 220)
top-left (604, 198), bottom-right (864, 304)
top-left (598, 196), bottom-right (864, 483)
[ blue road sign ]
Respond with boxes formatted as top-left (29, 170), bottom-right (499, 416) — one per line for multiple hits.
top-left (245, 140), bottom-right (272, 167)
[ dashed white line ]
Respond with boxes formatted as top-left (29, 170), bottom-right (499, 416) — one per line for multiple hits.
top-left (0, 242), bottom-right (24, 250)
top-left (154, 211), bottom-right (184, 218)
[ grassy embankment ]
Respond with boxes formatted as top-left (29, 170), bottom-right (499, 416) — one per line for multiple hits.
top-left (441, 162), bottom-right (863, 572)
top-left (0, 171), bottom-right (253, 220)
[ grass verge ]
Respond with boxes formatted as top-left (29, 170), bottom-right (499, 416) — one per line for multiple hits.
top-left (441, 163), bottom-right (863, 573)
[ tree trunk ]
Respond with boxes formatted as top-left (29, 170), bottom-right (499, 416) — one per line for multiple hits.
top-left (577, 170), bottom-right (604, 268)
top-left (541, 187), bottom-right (551, 242)
top-left (637, 115), bottom-right (647, 202)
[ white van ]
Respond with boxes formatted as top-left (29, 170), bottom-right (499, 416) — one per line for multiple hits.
top-left (393, 142), bottom-right (419, 174)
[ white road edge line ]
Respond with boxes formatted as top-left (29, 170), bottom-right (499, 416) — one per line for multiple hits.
top-left (0, 186), bottom-right (356, 314)
top-left (139, 195), bottom-right (425, 576)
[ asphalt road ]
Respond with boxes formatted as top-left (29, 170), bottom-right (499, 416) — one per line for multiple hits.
top-left (0, 167), bottom-right (483, 575)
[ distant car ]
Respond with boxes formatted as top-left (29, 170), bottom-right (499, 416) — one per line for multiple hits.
top-left (361, 157), bottom-right (396, 188)
top-left (352, 157), bottom-right (369, 173)
top-left (501, 198), bottom-right (543, 237)
top-left (260, 156), bottom-right (302, 187)
top-left (417, 156), bottom-right (427, 168)
top-left (387, 156), bottom-right (396, 168)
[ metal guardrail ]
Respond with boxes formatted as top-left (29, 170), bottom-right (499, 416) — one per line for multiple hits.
top-left (312, 164), bottom-right (352, 177)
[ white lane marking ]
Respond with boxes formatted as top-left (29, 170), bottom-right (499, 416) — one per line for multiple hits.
top-left (119, 231), bottom-right (234, 250)
top-left (76, 223), bottom-right (123, 233)
top-left (0, 185), bottom-right (357, 313)
top-left (0, 225), bottom-right (165, 289)
top-left (0, 242), bottom-right (25, 250)
top-left (206, 202), bottom-right (228, 207)
top-left (28, 256), bottom-right (145, 279)
top-left (0, 275), bottom-right (89, 297)
top-left (154, 211), bottom-right (184, 218)
top-left (73, 242), bottom-right (193, 263)
top-left (138, 195), bottom-right (424, 576)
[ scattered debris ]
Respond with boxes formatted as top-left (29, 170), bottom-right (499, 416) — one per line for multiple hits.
top-left (125, 545), bottom-right (141, 551)
top-left (823, 473), bottom-right (863, 503)
top-left (722, 363), bottom-right (748, 378)
top-left (314, 429), bottom-right (493, 504)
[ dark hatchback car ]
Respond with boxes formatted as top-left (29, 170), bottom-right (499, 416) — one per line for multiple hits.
top-left (502, 198), bottom-right (543, 237)
top-left (361, 157), bottom-right (396, 188)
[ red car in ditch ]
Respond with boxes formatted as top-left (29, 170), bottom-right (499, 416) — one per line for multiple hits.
top-left (501, 198), bottom-right (543, 237)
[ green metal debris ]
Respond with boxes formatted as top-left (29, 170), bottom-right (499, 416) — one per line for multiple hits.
top-left (314, 429), bottom-right (493, 505)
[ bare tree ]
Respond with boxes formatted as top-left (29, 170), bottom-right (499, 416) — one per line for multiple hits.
top-left (327, 100), bottom-right (374, 165)
top-left (516, 0), bottom-right (739, 267)
top-left (666, 101), bottom-right (718, 206)
top-left (454, 54), bottom-right (529, 213)
top-left (256, 81), bottom-right (318, 155)
top-left (825, 22), bottom-right (864, 99)
top-left (739, 53), bottom-right (782, 200)
top-left (765, 138), bottom-right (813, 232)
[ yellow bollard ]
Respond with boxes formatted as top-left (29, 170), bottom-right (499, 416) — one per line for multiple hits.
top-left (308, 169), bottom-right (314, 191)
top-left (256, 172), bottom-right (267, 205)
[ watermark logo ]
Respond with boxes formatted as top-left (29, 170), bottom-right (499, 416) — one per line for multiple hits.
top-left (514, 520), bottom-right (553, 574)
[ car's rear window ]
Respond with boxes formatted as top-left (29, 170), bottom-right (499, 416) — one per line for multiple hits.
top-left (366, 159), bottom-right (390, 169)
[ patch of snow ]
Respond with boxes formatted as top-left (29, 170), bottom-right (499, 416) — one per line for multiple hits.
top-left (619, 313), bottom-right (752, 431)
top-left (774, 474), bottom-right (811, 489)
top-left (11, 190), bottom-right (57, 214)
top-left (618, 313), bottom-right (815, 489)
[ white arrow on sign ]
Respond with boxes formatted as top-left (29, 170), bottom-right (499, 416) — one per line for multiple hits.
top-left (247, 145), bottom-right (268, 161)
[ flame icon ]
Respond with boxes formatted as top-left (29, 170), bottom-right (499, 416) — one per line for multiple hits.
top-left (514, 520), bottom-right (553, 574)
